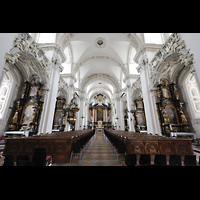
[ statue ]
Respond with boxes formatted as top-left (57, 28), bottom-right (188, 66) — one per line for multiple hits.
top-left (12, 109), bottom-right (19, 124)
top-left (163, 110), bottom-right (170, 124)
top-left (180, 108), bottom-right (188, 124)
top-left (157, 90), bottom-right (162, 99)
top-left (31, 108), bottom-right (36, 123)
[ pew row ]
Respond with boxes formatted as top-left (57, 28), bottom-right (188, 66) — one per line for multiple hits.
top-left (104, 129), bottom-right (194, 161)
top-left (3, 129), bottom-right (95, 163)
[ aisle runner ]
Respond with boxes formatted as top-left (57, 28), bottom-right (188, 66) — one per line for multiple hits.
top-left (68, 132), bottom-right (120, 166)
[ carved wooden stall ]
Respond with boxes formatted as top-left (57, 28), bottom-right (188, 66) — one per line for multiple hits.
top-left (156, 79), bottom-right (190, 136)
top-left (104, 129), bottom-right (193, 161)
top-left (3, 129), bottom-right (94, 163)
top-left (8, 79), bottom-right (43, 136)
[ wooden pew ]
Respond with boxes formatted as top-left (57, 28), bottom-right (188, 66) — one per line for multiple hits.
top-left (104, 129), bottom-right (194, 161)
top-left (3, 129), bottom-right (94, 163)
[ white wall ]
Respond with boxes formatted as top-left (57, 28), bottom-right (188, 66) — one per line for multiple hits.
top-left (0, 33), bottom-right (19, 84)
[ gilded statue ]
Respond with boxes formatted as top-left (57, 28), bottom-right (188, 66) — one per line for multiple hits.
top-left (31, 108), bottom-right (37, 123)
top-left (12, 110), bottom-right (19, 124)
top-left (163, 110), bottom-right (170, 124)
top-left (157, 90), bottom-right (162, 99)
top-left (180, 109), bottom-right (187, 124)
top-left (173, 82), bottom-right (180, 99)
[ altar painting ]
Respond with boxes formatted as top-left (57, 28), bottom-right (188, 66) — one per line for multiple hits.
top-left (55, 113), bottom-right (62, 125)
top-left (136, 112), bottom-right (146, 126)
top-left (97, 107), bottom-right (103, 121)
top-left (165, 106), bottom-right (177, 124)
top-left (22, 105), bottom-right (34, 125)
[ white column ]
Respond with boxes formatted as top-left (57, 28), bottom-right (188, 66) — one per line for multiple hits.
top-left (126, 86), bottom-right (135, 132)
top-left (149, 88), bottom-right (162, 135)
top-left (42, 64), bottom-right (61, 133)
top-left (115, 95), bottom-right (120, 130)
top-left (120, 99), bottom-right (125, 130)
top-left (137, 57), bottom-right (161, 135)
top-left (38, 84), bottom-right (50, 134)
top-left (75, 96), bottom-right (81, 130)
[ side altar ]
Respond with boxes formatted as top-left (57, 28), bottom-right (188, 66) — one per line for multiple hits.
top-left (7, 77), bottom-right (43, 136)
top-left (156, 79), bottom-right (193, 138)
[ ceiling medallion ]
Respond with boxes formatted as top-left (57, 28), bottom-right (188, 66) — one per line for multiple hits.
top-left (95, 37), bottom-right (106, 48)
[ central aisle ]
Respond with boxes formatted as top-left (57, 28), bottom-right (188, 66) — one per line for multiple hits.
top-left (69, 132), bottom-right (120, 166)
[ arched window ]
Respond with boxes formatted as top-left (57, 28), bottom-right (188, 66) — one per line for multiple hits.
top-left (37, 33), bottom-right (56, 43)
top-left (186, 73), bottom-right (200, 117)
top-left (144, 33), bottom-right (163, 44)
top-left (0, 71), bottom-right (13, 118)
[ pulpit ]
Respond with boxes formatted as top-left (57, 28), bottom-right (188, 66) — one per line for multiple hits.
top-left (66, 92), bottom-right (79, 131)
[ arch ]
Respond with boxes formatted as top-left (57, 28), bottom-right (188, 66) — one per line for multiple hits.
top-left (72, 54), bottom-right (128, 77)
top-left (61, 33), bottom-right (142, 51)
top-left (81, 73), bottom-right (119, 91)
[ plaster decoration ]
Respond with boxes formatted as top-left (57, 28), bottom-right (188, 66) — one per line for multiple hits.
top-left (149, 33), bottom-right (194, 87)
top-left (95, 37), bottom-right (106, 48)
top-left (4, 33), bottom-right (51, 86)
top-left (132, 88), bottom-right (143, 100)
top-left (132, 77), bottom-right (142, 98)
top-left (61, 33), bottom-right (141, 50)
top-left (132, 77), bottom-right (141, 90)
top-left (136, 53), bottom-right (149, 74)
top-left (76, 55), bottom-right (123, 70)
top-left (13, 33), bottom-right (50, 70)
top-left (81, 73), bottom-right (119, 91)
top-left (122, 33), bottom-right (140, 49)
top-left (52, 57), bottom-right (64, 73)
top-left (180, 53), bottom-right (194, 66)
top-left (57, 78), bottom-right (68, 99)
top-left (4, 52), bottom-right (20, 64)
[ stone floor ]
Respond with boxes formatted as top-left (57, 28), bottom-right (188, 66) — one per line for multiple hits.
top-left (52, 132), bottom-right (122, 166)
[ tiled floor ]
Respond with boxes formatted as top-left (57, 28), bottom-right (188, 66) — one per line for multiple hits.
top-left (52, 132), bottom-right (121, 166)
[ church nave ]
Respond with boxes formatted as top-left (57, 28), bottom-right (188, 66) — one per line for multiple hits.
top-left (53, 132), bottom-right (121, 166)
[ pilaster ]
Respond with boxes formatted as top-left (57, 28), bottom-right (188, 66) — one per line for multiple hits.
top-left (137, 52), bottom-right (161, 135)
top-left (38, 43), bottom-right (66, 134)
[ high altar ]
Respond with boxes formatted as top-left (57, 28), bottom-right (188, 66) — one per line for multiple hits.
top-left (89, 93), bottom-right (111, 130)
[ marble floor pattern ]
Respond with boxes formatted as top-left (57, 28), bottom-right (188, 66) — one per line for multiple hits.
top-left (52, 132), bottom-right (121, 166)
